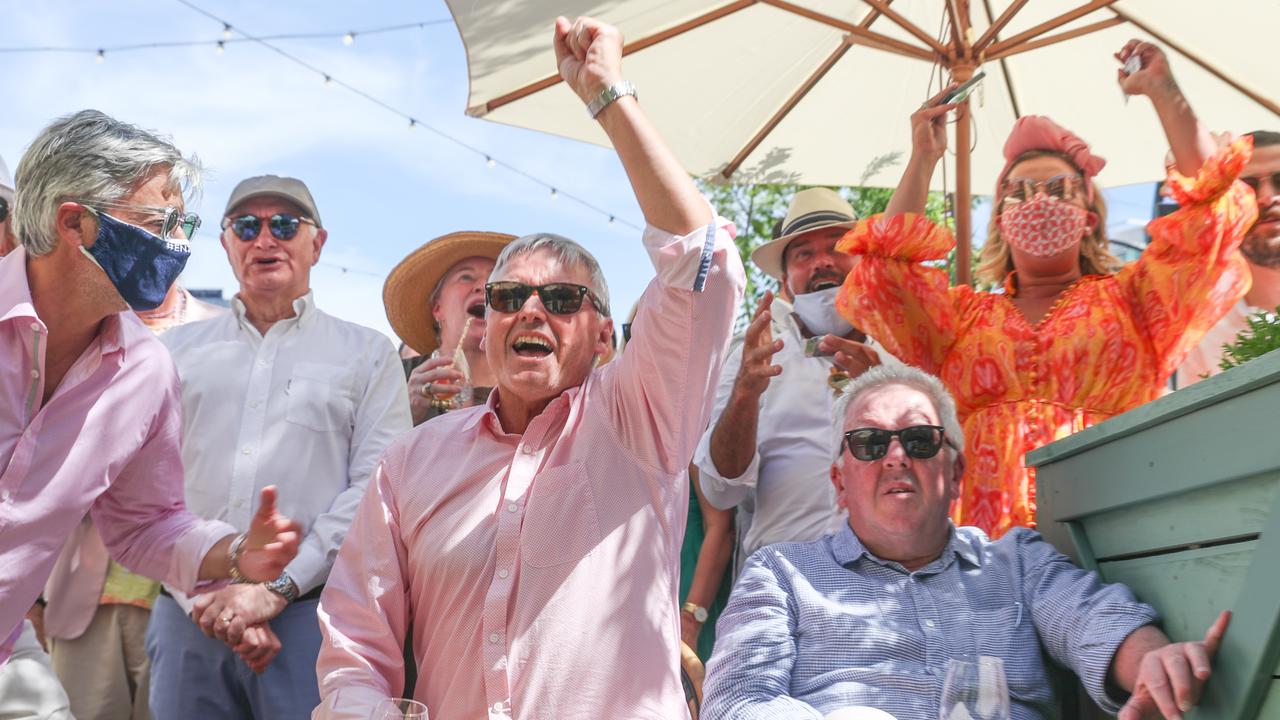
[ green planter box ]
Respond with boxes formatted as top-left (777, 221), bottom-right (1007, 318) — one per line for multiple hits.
top-left (1029, 350), bottom-right (1280, 719)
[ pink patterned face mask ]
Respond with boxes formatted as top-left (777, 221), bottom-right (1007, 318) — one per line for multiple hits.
top-left (998, 196), bottom-right (1088, 258)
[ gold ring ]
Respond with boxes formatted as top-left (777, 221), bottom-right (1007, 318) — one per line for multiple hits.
top-left (219, 615), bottom-right (233, 625)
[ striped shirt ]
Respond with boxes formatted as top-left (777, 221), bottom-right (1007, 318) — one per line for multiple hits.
top-left (703, 524), bottom-right (1157, 719)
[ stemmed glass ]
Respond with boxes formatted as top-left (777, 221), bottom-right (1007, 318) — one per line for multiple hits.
top-left (371, 698), bottom-right (428, 720)
top-left (939, 655), bottom-right (1010, 720)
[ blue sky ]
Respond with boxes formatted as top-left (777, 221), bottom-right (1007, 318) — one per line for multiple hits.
top-left (1, 1), bottom-right (1159, 339)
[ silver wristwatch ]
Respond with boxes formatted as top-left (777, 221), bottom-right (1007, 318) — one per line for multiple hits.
top-left (587, 80), bottom-right (637, 119)
top-left (265, 572), bottom-right (299, 603)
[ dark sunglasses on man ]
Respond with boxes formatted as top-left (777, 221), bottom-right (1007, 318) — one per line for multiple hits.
top-left (843, 425), bottom-right (950, 462)
top-left (485, 281), bottom-right (608, 316)
top-left (222, 213), bottom-right (316, 242)
top-left (0, 196), bottom-right (8, 223)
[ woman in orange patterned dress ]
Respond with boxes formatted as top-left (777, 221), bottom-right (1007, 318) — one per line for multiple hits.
top-left (834, 40), bottom-right (1258, 538)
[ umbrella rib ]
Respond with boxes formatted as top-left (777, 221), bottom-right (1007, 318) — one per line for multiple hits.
top-left (986, 0), bottom-right (1120, 58)
top-left (474, 0), bottom-right (757, 116)
top-left (720, 39), bottom-right (855, 180)
top-left (979, 0), bottom-right (1021, 118)
top-left (854, 0), bottom-right (951, 57)
top-left (974, 0), bottom-right (1029, 52)
top-left (762, 0), bottom-right (934, 61)
top-left (985, 17), bottom-right (1125, 61)
top-left (1109, 7), bottom-right (1280, 118)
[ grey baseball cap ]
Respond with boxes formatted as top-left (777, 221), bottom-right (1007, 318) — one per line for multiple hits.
top-left (223, 174), bottom-right (322, 227)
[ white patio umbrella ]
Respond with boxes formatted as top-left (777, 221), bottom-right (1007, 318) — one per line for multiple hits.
top-left (449, 0), bottom-right (1278, 284)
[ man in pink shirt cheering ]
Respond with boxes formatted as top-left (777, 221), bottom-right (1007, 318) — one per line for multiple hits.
top-left (0, 110), bottom-right (302, 697)
top-left (314, 15), bottom-right (745, 720)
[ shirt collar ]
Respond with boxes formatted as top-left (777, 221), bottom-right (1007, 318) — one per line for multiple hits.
top-left (834, 522), bottom-right (980, 572)
top-left (463, 382), bottom-right (579, 434)
top-left (0, 247), bottom-right (38, 324)
top-left (231, 290), bottom-right (316, 331)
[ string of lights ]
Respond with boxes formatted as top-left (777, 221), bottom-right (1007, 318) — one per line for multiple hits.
top-left (170, 0), bottom-right (643, 240)
top-left (0, 20), bottom-right (452, 56)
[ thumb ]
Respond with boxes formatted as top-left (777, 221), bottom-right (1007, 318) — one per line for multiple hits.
top-left (255, 486), bottom-right (278, 520)
top-left (553, 16), bottom-right (572, 68)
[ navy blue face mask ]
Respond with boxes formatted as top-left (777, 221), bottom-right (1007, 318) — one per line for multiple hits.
top-left (81, 210), bottom-right (191, 311)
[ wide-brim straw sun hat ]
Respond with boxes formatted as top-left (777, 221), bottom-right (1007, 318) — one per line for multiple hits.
top-left (383, 231), bottom-right (516, 355)
top-left (750, 187), bottom-right (858, 281)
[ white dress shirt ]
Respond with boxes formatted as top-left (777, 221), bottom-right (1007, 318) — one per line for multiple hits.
top-left (693, 299), bottom-right (900, 559)
top-left (161, 292), bottom-right (412, 597)
top-left (1174, 300), bottom-right (1268, 388)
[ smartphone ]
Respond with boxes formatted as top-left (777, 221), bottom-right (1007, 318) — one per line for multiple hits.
top-left (805, 336), bottom-right (835, 358)
top-left (937, 70), bottom-right (986, 106)
top-left (1123, 54), bottom-right (1142, 76)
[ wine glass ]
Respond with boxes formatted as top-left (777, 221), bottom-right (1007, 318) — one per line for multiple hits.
top-left (939, 655), bottom-right (1009, 720)
top-left (371, 698), bottom-right (428, 720)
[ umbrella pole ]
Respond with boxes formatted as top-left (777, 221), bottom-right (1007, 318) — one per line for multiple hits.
top-left (953, 72), bottom-right (975, 287)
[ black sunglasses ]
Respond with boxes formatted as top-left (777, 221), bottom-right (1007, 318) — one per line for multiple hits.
top-left (844, 425), bottom-right (948, 461)
top-left (621, 322), bottom-right (633, 344)
top-left (485, 281), bottom-right (607, 316)
top-left (0, 196), bottom-right (7, 223)
top-left (1241, 171), bottom-right (1280, 197)
top-left (222, 213), bottom-right (315, 242)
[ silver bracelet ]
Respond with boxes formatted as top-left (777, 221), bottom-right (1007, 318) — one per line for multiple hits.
top-left (227, 533), bottom-right (252, 583)
top-left (587, 80), bottom-right (637, 119)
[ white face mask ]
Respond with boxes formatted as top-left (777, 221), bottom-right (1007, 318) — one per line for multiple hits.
top-left (790, 285), bottom-right (853, 337)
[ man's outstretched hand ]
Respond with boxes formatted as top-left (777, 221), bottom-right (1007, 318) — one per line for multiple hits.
top-left (237, 486), bottom-right (301, 583)
top-left (1119, 610), bottom-right (1230, 720)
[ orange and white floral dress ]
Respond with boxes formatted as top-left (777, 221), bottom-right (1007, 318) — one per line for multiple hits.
top-left (835, 141), bottom-right (1257, 538)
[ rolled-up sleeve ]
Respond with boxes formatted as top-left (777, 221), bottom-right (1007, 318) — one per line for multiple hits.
top-left (702, 549), bottom-right (824, 720)
top-left (90, 377), bottom-right (235, 594)
top-left (693, 334), bottom-right (760, 510)
top-left (606, 212), bottom-right (746, 476)
top-left (287, 338), bottom-right (412, 594)
top-left (1017, 529), bottom-right (1158, 713)
top-left (314, 448), bottom-right (411, 719)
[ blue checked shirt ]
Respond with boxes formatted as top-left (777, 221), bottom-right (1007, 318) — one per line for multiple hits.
top-left (702, 524), bottom-right (1158, 719)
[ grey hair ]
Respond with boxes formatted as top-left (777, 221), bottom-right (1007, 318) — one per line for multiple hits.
top-left (14, 109), bottom-right (202, 256)
top-left (831, 365), bottom-right (965, 463)
top-left (491, 233), bottom-right (611, 316)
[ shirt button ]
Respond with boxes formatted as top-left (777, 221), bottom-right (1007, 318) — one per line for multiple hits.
top-left (250, 400), bottom-right (260, 409)
top-left (258, 359), bottom-right (269, 368)
top-left (29, 369), bottom-right (39, 379)
top-left (233, 500), bottom-right (244, 509)
top-left (506, 503), bottom-right (518, 513)
top-left (489, 633), bottom-right (500, 644)
top-left (29, 322), bottom-right (40, 332)
top-left (498, 569), bottom-right (509, 579)
top-left (521, 445), bottom-right (536, 455)
top-left (242, 447), bottom-right (252, 455)
top-left (925, 619), bottom-right (936, 628)
top-left (493, 701), bottom-right (505, 712)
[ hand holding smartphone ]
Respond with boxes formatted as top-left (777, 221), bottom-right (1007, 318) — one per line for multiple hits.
top-left (935, 70), bottom-right (986, 107)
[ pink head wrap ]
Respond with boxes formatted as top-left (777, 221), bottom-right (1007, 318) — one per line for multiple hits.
top-left (998, 115), bottom-right (1106, 199)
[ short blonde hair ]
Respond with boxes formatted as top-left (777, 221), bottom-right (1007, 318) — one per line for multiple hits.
top-left (977, 150), bottom-right (1122, 286)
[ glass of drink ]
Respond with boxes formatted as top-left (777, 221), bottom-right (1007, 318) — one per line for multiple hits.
top-left (939, 655), bottom-right (1009, 720)
top-left (371, 698), bottom-right (428, 720)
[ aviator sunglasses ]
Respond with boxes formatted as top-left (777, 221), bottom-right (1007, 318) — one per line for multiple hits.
top-left (999, 174), bottom-right (1083, 207)
top-left (843, 425), bottom-right (949, 462)
top-left (82, 201), bottom-right (201, 241)
top-left (485, 281), bottom-right (608, 316)
top-left (0, 197), bottom-right (7, 223)
top-left (222, 213), bottom-right (316, 242)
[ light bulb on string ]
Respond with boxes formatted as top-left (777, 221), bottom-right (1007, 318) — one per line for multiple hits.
top-left (550, 188), bottom-right (558, 200)
top-left (342, 32), bottom-right (355, 46)
top-left (323, 75), bottom-right (333, 88)
top-left (608, 216), bottom-right (615, 225)
top-left (222, 24), bottom-right (233, 40)
top-left (485, 156), bottom-right (495, 168)
top-left (95, 49), bottom-right (105, 63)
top-left (216, 40), bottom-right (225, 55)
top-left (408, 118), bottom-right (417, 131)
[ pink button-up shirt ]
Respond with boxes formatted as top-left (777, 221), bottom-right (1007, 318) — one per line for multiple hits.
top-left (314, 218), bottom-right (744, 720)
top-left (0, 248), bottom-right (236, 663)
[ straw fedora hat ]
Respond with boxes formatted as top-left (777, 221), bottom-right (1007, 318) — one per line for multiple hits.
top-left (383, 231), bottom-right (516, 355)
top-left (749, 187), bottom-right (858, 281)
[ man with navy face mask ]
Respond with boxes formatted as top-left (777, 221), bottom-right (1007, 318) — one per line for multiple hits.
top-left (0, 111), bottom-right (303, 718)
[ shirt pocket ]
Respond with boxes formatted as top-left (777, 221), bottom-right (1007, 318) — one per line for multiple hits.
top-left (520, 461), bottom-right (603, 568)
top-left (285, 362), bottom-right (352, 433)
top-left (972, 602), bottom-right (1038, 702)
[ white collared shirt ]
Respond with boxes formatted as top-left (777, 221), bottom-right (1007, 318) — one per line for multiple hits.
top-left (161, 291), bottom-right (412, 596)
top-left (694, 298), bottom-right (901, 559)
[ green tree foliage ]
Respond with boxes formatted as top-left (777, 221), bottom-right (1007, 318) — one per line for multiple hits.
top-left (698, 151), bottom-right (962, 326)
top-left (1218, 307), bottom-right (1280, 372)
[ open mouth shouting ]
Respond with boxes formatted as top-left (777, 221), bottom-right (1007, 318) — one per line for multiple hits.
top-left (806, 272), bottom-right (845, 293)
top-left (511, 332), bottom-right (554, 360)
top-left (466, 300), bottom-right (487, 321)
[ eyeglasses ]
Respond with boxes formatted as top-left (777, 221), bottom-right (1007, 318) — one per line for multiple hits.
top-left (621, 322), bottom-right (633, 344)
top-left (1241, 171), bottom-right (1280, 196)
top-left (485, 281), bottom-right (608, 316)
top-left (843, 425), bottom-right (948, 461)
top-left (83, 201), bottom-right (201, 241)
top-left (222, 213), bottom-right (316, 242)
top-left (0, 197), bottom-right (8, 223)
top-left (999, 175), bottom-right (1083, 206)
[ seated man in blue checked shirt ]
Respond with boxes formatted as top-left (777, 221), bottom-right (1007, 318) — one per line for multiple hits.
top-left (702, 364), bottom-right (1229, 720)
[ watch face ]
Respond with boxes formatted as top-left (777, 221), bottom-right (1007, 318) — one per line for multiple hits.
top-left (693, 607), bottom-right (708, 623)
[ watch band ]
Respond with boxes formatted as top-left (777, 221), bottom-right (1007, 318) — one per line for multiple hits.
top-left (586, 80), bottom-right (637, 119)
top-left (265, 572), bottom-right (300, 603)
top-left (227, 533), bottom-right (251, 583)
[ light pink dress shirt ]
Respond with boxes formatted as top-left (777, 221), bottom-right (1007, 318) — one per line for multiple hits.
top-left (0, 248), bottom-right (236, 663)
top-left (314, 218), bottom-right (744, 720)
